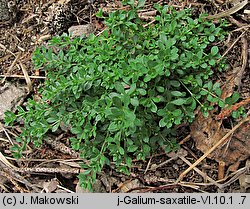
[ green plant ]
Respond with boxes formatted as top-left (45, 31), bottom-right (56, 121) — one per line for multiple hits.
top-left (5, 2), bottom-right (235, 190)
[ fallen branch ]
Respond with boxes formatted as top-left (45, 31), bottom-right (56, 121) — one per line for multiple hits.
top-left (216, 97), bottom-right (250, 120)
top-left (16, 166), bottom-right (80, 174)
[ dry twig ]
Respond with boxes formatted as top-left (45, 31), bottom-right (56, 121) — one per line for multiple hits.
top-left (218, 31), bottom-right (246, 62)
top-left (179, 156), bottom-right (222, 188)
top-left (205, 0), bottom-right (248, 19)
top-left (0, 74), bottom-right (46, 79)
top-left (1, 53), bottom-right (21, 84)
top-left (19, 62), bottom-right (32, 92)
top-left (237, 35), bottom-right (248, 90)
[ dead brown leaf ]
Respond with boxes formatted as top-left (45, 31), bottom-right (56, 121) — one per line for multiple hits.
top-left (43, 178), bottom-right (59, 193)
top-left (190, 110), bottom-right (250, 166)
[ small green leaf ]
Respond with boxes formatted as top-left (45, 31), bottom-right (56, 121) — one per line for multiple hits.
top-left (114, 82), bottom-right (125, 93)
top-left (96, 9), bottom-right (103, 18)
top-left (82, 169), bottom-right (92, 175)
top-left (47, 117), bottom-right (58, 123)
top-left (150, 101), bottom-right (157, 113)
top-left (171, 91), bottom-right (183, 97)
top-left (196, 76), bottom-right (203, 87)
top-left (144, 75), bottom-right (152, 82)
top-left (126, 83), bottom-right (136, 95)
top-left (137, 88), bottom-right (147, 95)
top-left (157, 109), bottom-right (166, 117)
top-left (159, 118), bottom-right (166, 127)
top-left (124, 109), bottom-right (136, 122)
top-left (83, 82), bottom-right (92, 91)
top-left (137, 0), bottom-right (145, 8)
top-left (170, 80), bottom-right (180, 87)
top-left (152, 97), bottom-right (161, 103)
top-left (207, 95), bottom-right (219, 103)
top-left (211, 46), bottom-right (219, 56)
top-left (215, 88), bottom-right (222, 97)
top-left (171, 98), bottom-right (186, 106)
top-left (111, 107), bottom-right (123, 117)
top-left (231, 92), bottom-right (240, 103)
top-left (16, 106), bottom-right (25, 113)
top-left (201, 63), bottom-right (208, 69)
top-left (122, 93), bottom-right (130, 107)
top-left (71, 126), bottom-right (83, 135)
top-left (206, 81), bottom-right (213, 91)
top-left (112, 96), bottom-right (123, 108)
top-left (172, 109), bottom-right (182, 117)
top-left (52, 123), bottom-right (60, 132)
top-left (125, 157), bottom-right (132, 167)
top-left (209, 59), bottom-right (216, 66)
top-left (4, 111), bottom-right (17, 125)
top-left (218, 100), bottom-right (225, 108)
top-left (200, 90), bottom-right (208, 95)
top-left (212, 82), bottom-right (220, 90)
top-left (156, 86), bottom-right (165, 93)
top-left (108, 122), bottom-right (119, 132)
top-left (127, 145), bottom-right (138, 152)
top-left (165, 69), bottom-right (170, 77)
top-left (119, 147), bottom-right (125, 155)
top-left (232, 111), bottom-right (239, 119)
top-left (209, 35), bottom-right (215, 42)
top-left (143, 144), bottom-right (151, 155)
top-left (225, 97), bottom-right (232, 105)
top-left (202, 110), bottom-right (209, 117)
top-left (130, 97), bottom-right (139, 107)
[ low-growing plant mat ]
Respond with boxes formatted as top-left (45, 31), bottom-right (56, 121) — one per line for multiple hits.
top-left (0, 0), bottom-right (250, 193)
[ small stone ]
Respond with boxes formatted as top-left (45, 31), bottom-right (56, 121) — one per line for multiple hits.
top-left (119, 179), bottom-right (142, 193)
top-left (43, 179), bottom-right (59, 193)
top-left (31, 36), bottom-right (37, 42)
top-left (150, 163), bottom-right (157, 170)
top-left (68, 24), bottom-right (95, 38)
top-left (0, 0), bottom-right (10, 21)
top-left (176, 159), bottom-right (183, 165)
top-left (0, 83), bottom-right (27, 120)
top-left (172, 164), bottom-right (179, 170)
top-left (75, 179), bottom-right (105, 193)
top-left (155, 170), bottom-right (162, 177)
